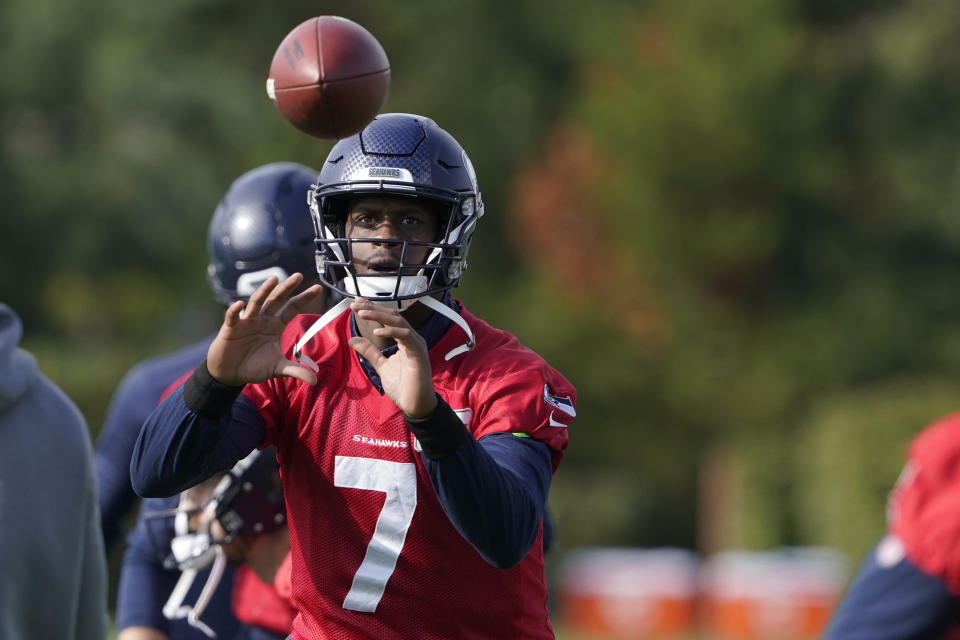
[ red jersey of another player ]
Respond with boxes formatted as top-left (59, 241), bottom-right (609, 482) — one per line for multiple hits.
top-left (242, 303), bottom-right (573, 640)
top-left (889, 411), bottom-right (960, 595)
top-left (232, 563), bottom-right (297, 635)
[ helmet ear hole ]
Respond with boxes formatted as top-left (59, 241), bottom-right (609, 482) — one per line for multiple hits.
top-left (427, 199), bottom-right (454, 242)
top-left (321, 197), bottom-right (347, 238)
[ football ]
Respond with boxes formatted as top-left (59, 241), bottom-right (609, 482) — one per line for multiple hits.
top-left (266, 16), bottom-right (390, 139)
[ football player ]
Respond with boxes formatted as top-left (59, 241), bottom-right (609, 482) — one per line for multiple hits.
top-left (824, 414), bottom-right (960, 639)
top-left (131, 113), bottom-right (574, 639)
top-left (101, 162), bottom-right (329, 639)
top-left (118, 448), bottom-right (294, 640)
top-left (95, 161), bottom-right (324, 552)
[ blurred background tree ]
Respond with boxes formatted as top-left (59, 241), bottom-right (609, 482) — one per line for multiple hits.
top-left (509, 0), bottom-right (960, 557)
top-left (6, 0), bottom-right (960, 614)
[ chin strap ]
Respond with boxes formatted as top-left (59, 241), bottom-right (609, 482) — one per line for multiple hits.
top-left (293, 297), bottom-right (352, 374)
top-left (419, 295), bottom-right (475, 360)
top-left (162, 495), bottom-right (226, 639)
top-left (292, 293), bottom-right (475, 370)
top-left (162, 546), bottom-right (226, 639)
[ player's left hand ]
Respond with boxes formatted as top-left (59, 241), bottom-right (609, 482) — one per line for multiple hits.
top-left (348, 298), bottom-right (438, 419)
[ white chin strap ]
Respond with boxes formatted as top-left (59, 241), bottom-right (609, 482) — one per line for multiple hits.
top-left (162, 546), bottom-right (226, 638)
top-left (292, 297), bottom-right (351, 373)
top-left (293, 276), bottom-right (475, 371)
top-left (162, 499), bottom-right (227, 638)
top-left (420, 296), bottom-right (475, 360)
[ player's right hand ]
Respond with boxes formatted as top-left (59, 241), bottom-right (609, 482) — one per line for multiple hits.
top-left (206, 273), bottom-right (325, 386)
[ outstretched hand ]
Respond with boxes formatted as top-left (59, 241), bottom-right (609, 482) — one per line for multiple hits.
top-left (207, 274), bottom-right (325, 386)
top-left (348, 298), bottom-right (438, 419)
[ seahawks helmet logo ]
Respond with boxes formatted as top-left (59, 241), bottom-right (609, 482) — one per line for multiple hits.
top-left (369, 167), bottom-right (402, 178)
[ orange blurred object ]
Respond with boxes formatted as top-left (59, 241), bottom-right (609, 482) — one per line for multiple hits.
top-left (699, 549), bottom-right (849, 640)
top-left (560, 548), bottom-right (699, 639)
top-left (558, 547), bottom-right (849, 640)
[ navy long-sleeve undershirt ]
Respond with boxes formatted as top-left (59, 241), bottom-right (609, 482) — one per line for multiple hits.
top-left (822, 540), bottom-right (960, 639)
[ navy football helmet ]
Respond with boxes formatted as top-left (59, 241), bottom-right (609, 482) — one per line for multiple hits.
top-left (309, 113), bottom-right (484, 306)
top-left (207, 162), bottom-right (319, 306)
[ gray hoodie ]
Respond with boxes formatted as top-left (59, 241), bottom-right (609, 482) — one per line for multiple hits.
top-left (0, 304), bottom-right (107, 639)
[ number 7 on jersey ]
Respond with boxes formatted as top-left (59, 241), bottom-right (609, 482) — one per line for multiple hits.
top-left (334, 456), bottom-right (418, 612)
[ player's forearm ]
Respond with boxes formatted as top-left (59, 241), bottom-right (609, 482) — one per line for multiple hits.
top-left (408, 399), bottom-right (552, 568)
top-left (130, 372), bottom-right (264, 497)
top-left (130, 385), bottom-right (232, 497)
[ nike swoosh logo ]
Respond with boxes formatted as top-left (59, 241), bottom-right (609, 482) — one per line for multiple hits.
top-left (548, 412), bottom-right (568, 428)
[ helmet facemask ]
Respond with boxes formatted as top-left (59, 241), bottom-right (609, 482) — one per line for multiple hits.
top-left (309, 180), bottom-right (479, 310)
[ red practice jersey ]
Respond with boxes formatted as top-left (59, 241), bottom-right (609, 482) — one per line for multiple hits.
top-left (889, 411), bottom-right (960, 596)
top-left (242, 303), bottom-right (574, 639)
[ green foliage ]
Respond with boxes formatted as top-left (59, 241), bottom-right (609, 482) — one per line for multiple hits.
top-left (796, 378), bottom-right (960, 562)
top-left (511, 0), bottom-right (960, 548)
